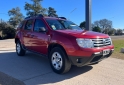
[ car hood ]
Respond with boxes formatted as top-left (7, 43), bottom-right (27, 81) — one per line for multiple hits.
top-left (55, 30), bottom-right (109, 39)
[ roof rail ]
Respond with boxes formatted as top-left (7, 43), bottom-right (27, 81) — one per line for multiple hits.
top-left (36, 14), bottom-right (44, 17)
top-left (25, 16), bottom-right (31, 19)
top-left (58, 17), bottom-right (67, 20)
top-left (25, 14), bottom-right (44, 19)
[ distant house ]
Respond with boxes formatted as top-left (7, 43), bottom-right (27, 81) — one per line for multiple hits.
top-left (122, 30), bottom-right (124, 35)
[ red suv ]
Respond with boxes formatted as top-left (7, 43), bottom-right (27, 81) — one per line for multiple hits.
top-left (15, 14), bottom-right (114, 74)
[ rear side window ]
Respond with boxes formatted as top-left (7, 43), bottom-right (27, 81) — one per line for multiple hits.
top-left (24, 20), bottom-right (33, 30)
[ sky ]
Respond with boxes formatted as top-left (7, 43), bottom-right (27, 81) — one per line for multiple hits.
top-left (0, 0), bottom-right (124, 29)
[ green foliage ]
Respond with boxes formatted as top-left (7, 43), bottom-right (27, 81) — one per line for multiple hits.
top-left (116, 29), bottom-right (123, 35)
top-left (0, 22), bottom-right (6, 31)
top-left (0, 22), bottom-right (15, 39)
top-left (48, 7), bottom-right (58, 17)
top-left (79, 21), bottom-right (85, 29)
top-left (8, 7), bottom-right (24, 27)
top-left (24, 0), bottom-right (47, 16)
top-left (92, 26), bottom-right (101, 32)
top-left (2, 26), bottom-right (16, 39)
top-left (112, 39), bottom-right (124, 53)
top-left (112, 39), bottom-right (124, 60)
top-left (108, 29), bottom-right (116, 35)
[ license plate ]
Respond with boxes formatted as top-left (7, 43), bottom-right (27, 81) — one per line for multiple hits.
top-left (103, 49), bottom-right (110, 55)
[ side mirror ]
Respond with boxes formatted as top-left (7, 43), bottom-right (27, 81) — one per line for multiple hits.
top-left (39, 27), bottom-right (47, 32)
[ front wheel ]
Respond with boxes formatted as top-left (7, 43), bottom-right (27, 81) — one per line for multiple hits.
top-left (16, 41), bottom-right (26, 56)
top-left (49, 47), bottom-right (71, 74)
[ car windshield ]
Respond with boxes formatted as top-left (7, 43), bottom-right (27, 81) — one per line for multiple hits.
top-left (45, 19), bottom-right (82, 30)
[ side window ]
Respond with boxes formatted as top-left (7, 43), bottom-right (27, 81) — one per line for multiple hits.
top-left (34, 19), bottom-right (46, 32)
top-left (63, 21), bottom-right (69, 29)
top-left (24, 20), bottom-right (33, 30)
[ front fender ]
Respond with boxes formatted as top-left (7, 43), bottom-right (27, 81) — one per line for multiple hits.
top-left (50, 32), bottom-right (79, 55)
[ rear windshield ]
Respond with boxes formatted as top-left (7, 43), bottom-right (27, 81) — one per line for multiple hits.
top-left (45, 19), bottom-right (82, 30)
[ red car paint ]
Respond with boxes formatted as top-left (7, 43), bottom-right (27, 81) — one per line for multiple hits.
top-left (15, 16), bottom-right (114, 67)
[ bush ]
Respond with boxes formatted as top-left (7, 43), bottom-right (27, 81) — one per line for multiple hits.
top-left (92, 26), bottom-right (101, 32)
top-left (2, 27), bottom-right (16, 39)
top-left (0, 22), bottom-right (16, 39)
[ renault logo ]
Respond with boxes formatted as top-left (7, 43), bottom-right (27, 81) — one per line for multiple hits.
top-left (103, 39), bottom-right (106, 45)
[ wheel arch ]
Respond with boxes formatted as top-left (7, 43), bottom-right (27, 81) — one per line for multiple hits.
top-left (15, 38), bottom-right (19, 43)
top-left (48, 43), bottom-right (68, 58)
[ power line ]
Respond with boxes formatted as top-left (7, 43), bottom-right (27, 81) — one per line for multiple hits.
top-left (70, 8), bottom-right (77, 14)
top-left (0, 13), bottom-right (8, 15)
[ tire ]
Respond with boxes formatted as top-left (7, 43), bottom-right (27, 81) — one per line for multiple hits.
top-left (49, 47), bottom-right (71, 74)
top-left (16, 41), bottom-right (26, 56)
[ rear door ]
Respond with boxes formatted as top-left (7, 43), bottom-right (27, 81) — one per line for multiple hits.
top-left (30, 19), bottom-right (49, 54)
top-left (22, 19), bottom-right (34, 50)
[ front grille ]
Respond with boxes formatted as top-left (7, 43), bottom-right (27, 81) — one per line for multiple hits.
top-left (92, 38), bottom-right (112, 47)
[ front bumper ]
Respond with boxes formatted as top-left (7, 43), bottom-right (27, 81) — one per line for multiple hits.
top-left (68, 49), bottom-right (114, 67)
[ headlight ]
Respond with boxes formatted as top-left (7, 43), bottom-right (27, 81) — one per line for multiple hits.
top-left (76, 38), bottom-right (94, 48)
top-left (109, 37), bottom-right (113, 45)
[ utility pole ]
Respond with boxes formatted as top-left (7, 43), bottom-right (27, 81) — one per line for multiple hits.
top-left (85, 0), bottom-right (92, 31)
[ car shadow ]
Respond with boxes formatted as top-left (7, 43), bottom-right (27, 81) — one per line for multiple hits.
top-left (0, 51), bottom-right (93, 85)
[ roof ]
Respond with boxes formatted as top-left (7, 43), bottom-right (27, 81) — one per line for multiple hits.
top-left (44, 17), bottom-right (67, 20)
top-left (24, 14), bottom-right (67, 20)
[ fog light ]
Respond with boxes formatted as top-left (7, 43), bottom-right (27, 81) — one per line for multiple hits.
top-left (94, 52), bottom-right (101, 55)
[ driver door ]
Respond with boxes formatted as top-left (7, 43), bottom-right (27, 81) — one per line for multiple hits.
top-left (30, 19), bottom-right (49, 54)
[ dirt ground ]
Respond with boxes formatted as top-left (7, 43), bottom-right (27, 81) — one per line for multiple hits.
top-left (0, 38), bottom-right (124, 85)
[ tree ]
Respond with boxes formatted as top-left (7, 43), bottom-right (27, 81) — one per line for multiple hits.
top-left (8, 7), bottom-right (24, 27)
top-left (92, 26), bottom-right (101, 32)
top-left (116, 29), bottom-right (123, 35)
top-left (0, 22), bottom-right (6, 39)
top-left (0, 21), bottom-right (15, 39)
top-left (2, 25), bottom-right (15, 39)
top-left (79, 21), bottom-right (86, 29)
top-left (93, 19), bottom-right (112, 33)
top-left (48, 7), bottom-right (58, 17)
top-left (92, 21), bottom-right (100, 28)
top-left (0, 21), bottom-right (6, 31)
top-left (24, 0), bottom-right (47, 16)
top-left (108, 28), bottom-right (116, 35)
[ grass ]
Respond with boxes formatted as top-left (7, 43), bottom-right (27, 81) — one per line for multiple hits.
top-left (111, 39), bottom-right (124, 60)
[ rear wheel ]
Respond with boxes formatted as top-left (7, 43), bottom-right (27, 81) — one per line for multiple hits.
top-left (16, 41), bottom-right (26, 56)
top-left (49, 47), bottom-right (71, 74)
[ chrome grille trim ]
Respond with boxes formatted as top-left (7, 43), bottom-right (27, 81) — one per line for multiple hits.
top-left (92, 38), bottom-right (112, 47)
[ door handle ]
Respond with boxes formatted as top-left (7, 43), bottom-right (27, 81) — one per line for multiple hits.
top-left (22, 33), bottom-right (27, 36)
